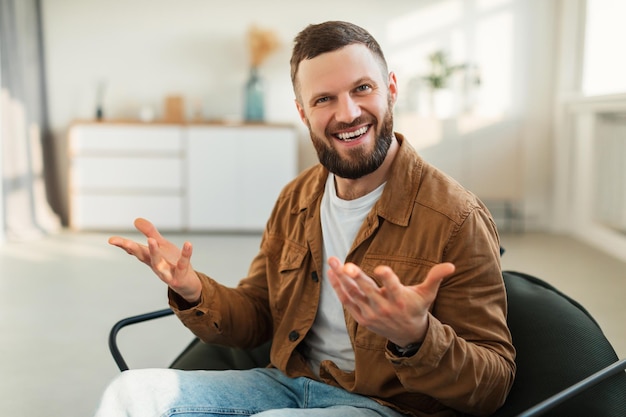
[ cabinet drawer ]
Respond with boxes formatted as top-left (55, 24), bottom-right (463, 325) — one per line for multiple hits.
top-left (70, 195), bottom-right (184, 230)
top-left (70, 125), bottom-right (183, 154)
top-left (71, 157), bottom-right (183, 190)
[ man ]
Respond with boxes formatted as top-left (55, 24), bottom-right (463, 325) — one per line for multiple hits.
top-left (96, 21), bottom-right (515, 417)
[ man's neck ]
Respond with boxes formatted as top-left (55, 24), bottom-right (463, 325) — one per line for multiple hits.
top-left (334, 136), bottom-right (399, 200)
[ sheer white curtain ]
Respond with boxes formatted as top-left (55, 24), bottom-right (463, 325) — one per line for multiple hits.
top-left (0, 0), bottom-right (60, 241)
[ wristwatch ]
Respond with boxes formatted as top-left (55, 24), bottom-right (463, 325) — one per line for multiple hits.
top-left (391, 342), bottom-right (422, 357)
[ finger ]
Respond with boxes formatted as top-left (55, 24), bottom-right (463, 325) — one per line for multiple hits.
top-left (328, 267), bottom-right (366, 307)
top-left (147, 237), bottom-right (171, 280)
top-left (336, 264), bottom-right (392, 322)
top-left (373, 265), bottom-right (403, 300)
top-left (328, 258), bottom-right (356, 294)
top-left (329, 260), bottom-right (369, 299)
top-left (343, 263), bottom-right (391, 315)
top-left (343, 262), bottom-right (380, 291)
top-left (328, 268), bottom-right (365, 318)
top-left (176, 241), bottom-right (193, 275)
top-left (327, 268), bottom-right (347, 301)
top-left (108, 236), bottom-right (150, 262)
top-left (327, 256), bottom-right (343, 272)
top-left (134, 218), bottom-right (164, 241)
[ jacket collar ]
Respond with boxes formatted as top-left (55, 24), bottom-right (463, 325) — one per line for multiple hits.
top-left (375, 133), bottom-right (423, 226)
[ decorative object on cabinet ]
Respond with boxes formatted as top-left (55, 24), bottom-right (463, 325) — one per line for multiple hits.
top-left (95, 79), bottom-right (107, 120)
top-left (68, 122), bottom-right (297, 232)
top-left (244, 25), bottom-right (280, 122)
top-left (163, 95), bottom-right (185, 122)
top-left (139, 105), bottom-right (156, 122)
top-left (244, 67), bottom-right (265, 122)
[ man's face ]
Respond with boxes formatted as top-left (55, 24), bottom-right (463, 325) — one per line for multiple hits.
top-left (294, 44), bottom-right (398, 180)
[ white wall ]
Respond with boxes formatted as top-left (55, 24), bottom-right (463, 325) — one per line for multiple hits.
top-left (41, 0), bottom-right (559, 229)
top-left (41, 0), bottom-right (426, 129)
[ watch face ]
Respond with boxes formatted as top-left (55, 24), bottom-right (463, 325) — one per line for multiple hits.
top-left (392, 342), bottom-right (421, 357)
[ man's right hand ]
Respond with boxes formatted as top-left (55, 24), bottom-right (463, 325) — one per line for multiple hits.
top-left (108, 218), bottom-right (202, 304)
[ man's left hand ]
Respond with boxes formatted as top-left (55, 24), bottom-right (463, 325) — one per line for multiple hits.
top-left (327, 257), bottom-right (455, 348)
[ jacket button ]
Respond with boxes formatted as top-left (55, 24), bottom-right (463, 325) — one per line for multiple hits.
top-left (288, 330), bottom-right (300, 342)
top-left (311, 271), bottom-right (319, 282)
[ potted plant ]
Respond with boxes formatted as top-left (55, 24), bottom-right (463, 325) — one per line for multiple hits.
top-left (422, 50), bottom-right (471, 118)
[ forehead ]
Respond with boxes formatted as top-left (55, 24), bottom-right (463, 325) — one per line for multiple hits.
top-left (296, 44), bottom-right (386, 99)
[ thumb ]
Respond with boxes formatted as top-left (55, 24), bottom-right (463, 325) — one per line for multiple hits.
top-left (420, 262), bottom-right (455, 295)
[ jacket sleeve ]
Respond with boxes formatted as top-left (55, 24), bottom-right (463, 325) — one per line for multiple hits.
top-left (386, 206), bottom-right (516, 416)
top-left (168, 239), bottom-right (274, 350)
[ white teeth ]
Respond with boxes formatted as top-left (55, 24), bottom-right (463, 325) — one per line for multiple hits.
top-left (337, 126), bottom-right (368, 141)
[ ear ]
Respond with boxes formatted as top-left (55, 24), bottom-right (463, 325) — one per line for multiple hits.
top-left (294, 99), bottom-right (308, 125)
top-left (388, 71), bottom-right (399, 106)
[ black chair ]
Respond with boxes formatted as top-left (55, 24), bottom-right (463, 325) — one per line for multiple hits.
top-left (109, 271), bottom-right (626, 416)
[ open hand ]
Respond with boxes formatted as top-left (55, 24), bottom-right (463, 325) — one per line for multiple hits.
top-left (327, 257), bottom-right (455, 347)
top-left (108, 218), bottom-right (202, 303)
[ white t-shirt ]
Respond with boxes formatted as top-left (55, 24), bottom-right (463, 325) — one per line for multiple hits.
top-left (303, 173), bottom-right (386, 375)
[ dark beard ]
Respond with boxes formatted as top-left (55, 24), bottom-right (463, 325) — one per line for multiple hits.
top-left (310, 101), bottom-right (394, 180)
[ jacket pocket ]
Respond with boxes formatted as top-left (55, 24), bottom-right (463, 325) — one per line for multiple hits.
top-left (263, 235), bottom-right (307, 271)
top-left (279, 242), bottom-right (307, 273)
top-left (263, 235), bottom-right (308, 318)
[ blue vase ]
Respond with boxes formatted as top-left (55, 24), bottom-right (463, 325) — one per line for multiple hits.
top-left (244, 67), bottom-right (265, 122)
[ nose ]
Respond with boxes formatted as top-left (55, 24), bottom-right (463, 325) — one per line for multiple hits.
top-left (335, 94), bottom-right (361, 123)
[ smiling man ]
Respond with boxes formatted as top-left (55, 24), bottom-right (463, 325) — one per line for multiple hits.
top-left (95, 21), bottom-right (515, 417)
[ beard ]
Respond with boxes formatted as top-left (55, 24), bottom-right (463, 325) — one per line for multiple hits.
top-left (308, 98), bottom-right (394, 180)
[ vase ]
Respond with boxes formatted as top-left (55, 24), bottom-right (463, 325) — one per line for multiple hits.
top-left (244, 67), bottom-right (265, 122)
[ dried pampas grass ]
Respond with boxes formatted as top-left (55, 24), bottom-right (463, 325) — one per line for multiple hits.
top-left (247, 25), bottom-right (280, 67)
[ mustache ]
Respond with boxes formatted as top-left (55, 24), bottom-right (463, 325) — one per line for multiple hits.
top-left (326, 117), bottom-right (374, 135)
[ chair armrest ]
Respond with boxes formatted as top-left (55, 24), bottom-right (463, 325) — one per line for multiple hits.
top-left (108, 308), bottom-right (175, 371)
top-left (518, 358), bottom-right (626, 417)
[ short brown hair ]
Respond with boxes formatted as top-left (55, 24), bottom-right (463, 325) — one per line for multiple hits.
top-left (290, 21), bottom-right (388, 97)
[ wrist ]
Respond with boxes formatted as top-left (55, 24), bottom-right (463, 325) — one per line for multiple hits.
top-left (168, 287), bottom-right (201, 310)
top-left (180, 288), bottom-right (201, 305)
top-left (170, 279), bottom-right (202, 307)
top-left (176, 273), bottom-right (203, 304)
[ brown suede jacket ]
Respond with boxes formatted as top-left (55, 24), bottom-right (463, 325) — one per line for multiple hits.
top-left (170, 134), bottom-right (516, 417)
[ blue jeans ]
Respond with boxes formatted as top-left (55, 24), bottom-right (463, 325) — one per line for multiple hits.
top-left (94, 368), bottom-right (409, 417)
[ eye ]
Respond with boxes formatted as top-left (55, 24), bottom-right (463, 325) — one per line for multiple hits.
top-left (355, 84), bottom-right (372, 93)
top-left (314, 96), bottom-right (330, 105)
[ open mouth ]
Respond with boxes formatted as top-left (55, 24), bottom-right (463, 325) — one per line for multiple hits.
top-left (334, 125), bottom-right (369, 142)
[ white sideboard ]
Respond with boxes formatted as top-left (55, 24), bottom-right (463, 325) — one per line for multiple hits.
top-left (187, 126), bottom-right (297, 231)
top-left (68, 122), bottom-right (298, 231)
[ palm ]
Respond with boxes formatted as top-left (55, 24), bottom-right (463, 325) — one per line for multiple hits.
top-left (327, 258), bottom-right (455, 347)
top-left (149, 238), bottom-right (181, 270)
top-left (108, 218), bottom-right (201, 302)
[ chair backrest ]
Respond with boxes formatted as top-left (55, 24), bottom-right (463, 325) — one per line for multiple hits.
top-left (170, 337), bottom-right (271, 371)
top-left (492, 270), bottom-right (626, 417)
